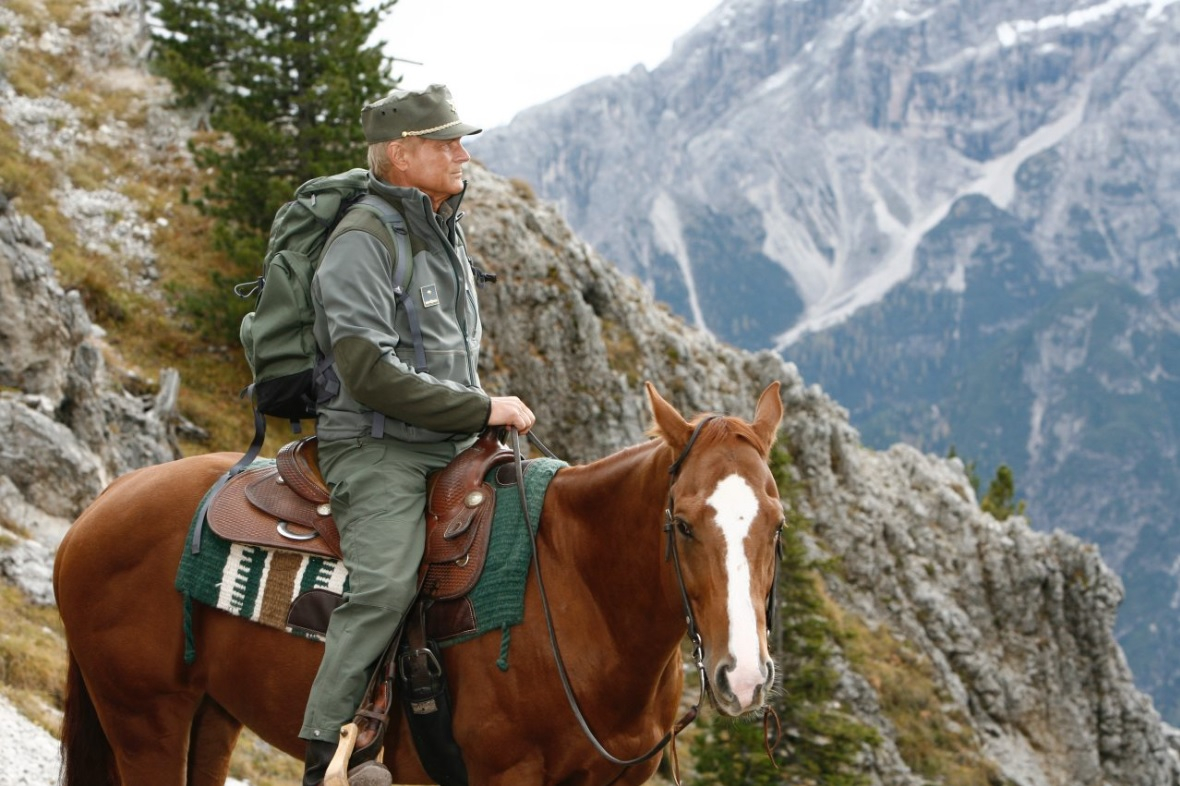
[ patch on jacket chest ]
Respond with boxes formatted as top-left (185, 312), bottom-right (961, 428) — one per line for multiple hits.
top-left (420, 283), bottom-right (440, 308)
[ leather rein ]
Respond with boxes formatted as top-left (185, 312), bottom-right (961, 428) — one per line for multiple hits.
top-left (509, 416), bottom-right (728, 785)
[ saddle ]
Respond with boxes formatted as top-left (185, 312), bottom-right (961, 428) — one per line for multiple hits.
top-left (206, 429), bottom-right (517, 619)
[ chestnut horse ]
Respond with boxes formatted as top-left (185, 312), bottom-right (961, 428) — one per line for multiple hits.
top-left (54, 382), bottom-right (785, 785)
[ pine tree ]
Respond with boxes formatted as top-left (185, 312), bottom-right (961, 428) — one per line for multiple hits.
top-left (150, 0), bottom-right (398, 339)
top-left (981, 464), bottom-right (1026, 521)
top-left (948, 447), bottom-right (1026, 522)
top-left (151, 0), bottom-right (397, 258)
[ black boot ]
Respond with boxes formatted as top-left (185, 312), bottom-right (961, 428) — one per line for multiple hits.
top-left (302, 739), bottom-right (335, 786)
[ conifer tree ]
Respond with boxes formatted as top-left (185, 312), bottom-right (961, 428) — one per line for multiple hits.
top-left (150, 0), bottom-right (398, 339)
top-left (152, 0), bottom-right (397, 258)
top-left (948, 447), bottom-right (1026, 522)
top-left (981, 464), bottom-right (1026, 521)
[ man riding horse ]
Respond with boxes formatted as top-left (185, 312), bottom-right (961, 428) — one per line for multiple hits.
top-left (53, 84), bottom-right (788, 786)
top-left (300, 83), bottom-right (535, 786)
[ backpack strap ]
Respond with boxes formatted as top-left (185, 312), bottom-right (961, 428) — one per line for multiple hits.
top-left (352, 195), bottom-right (427, 375)
top-left (327, 196), bottom-right (425, 440)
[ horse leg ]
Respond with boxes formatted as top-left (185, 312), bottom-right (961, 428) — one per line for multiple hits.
top-left (61, 647), bottom-right (205, 786)
top-left (71, 636), bottom-right (203, 786)
top-left (60, 653), bottom-right (119, 786)
top-left (93, 688), bottom-right (203, 786)
top-left (187, 696), bottom-right (242, 786)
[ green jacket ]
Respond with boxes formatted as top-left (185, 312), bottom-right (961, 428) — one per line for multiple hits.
top-left (311, 173), bottom-right (491, 443)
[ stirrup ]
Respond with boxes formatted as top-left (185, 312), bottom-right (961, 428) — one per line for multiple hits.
top-left (324, 723), bottom-right (391, 786)
top-left (343, 760), bottom-right (392, 786)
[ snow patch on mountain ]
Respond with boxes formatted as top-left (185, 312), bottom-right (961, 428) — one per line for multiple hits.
top-left (775, 87), bottom-right (1091, 348)
top-left (997, 0), bottom-right (1180, 47)
top-left (650, 190), bottom-right (708, 328)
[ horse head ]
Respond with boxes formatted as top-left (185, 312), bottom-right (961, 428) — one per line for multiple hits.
top-left (646, 381), bottom-right (785, 717)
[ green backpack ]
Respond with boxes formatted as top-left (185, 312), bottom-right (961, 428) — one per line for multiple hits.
top-left (195, 169), bottom-right (419, 554)
top-left (237, 168), bottom-right (420, 426)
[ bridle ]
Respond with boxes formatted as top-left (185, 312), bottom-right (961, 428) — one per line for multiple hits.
top-left (511, 416), bottom-right (781, 784)
top-left (663, 416), bottom-right (784, 649)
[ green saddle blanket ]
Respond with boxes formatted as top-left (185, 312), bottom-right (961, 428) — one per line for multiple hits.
top-left (175, 457), bottom-right (565, 665)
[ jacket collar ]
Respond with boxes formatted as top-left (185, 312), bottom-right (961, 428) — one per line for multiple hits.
top-left (367, 172), bottom-right (466, 219)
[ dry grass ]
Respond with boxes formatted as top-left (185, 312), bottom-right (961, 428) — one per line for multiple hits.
top-left (835, 608), bottom-right (1002, 786)
top-left (0, 584), bottom-right (66, 737)
top-left (602, 319), bottom-right (642, 386)
top-left (227, 731), bottom-right (303, 785)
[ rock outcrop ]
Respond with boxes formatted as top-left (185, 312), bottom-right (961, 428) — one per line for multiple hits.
top-left (0, 200), bottom-right (180, 549)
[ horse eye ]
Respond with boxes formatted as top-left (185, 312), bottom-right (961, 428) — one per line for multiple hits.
top-left (676, 518), bottom-right (694, 539)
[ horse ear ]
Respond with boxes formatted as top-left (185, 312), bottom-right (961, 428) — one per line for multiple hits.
top-left (645, 381), bottom-right (692, 452)
top-left (750, 381), bottom-right (784, 457)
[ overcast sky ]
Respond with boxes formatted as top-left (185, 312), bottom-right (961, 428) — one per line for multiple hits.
top-left (373, 0), bottom-right (724, 130)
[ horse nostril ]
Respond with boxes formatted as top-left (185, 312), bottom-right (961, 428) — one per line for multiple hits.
top-left (714, 663), bottom-right (733, 697)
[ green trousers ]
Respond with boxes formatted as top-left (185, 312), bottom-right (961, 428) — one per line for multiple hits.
top-left (299, 434), bottom-right (471, 744)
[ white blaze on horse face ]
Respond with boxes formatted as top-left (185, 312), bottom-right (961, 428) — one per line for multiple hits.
top-left (707, 473), bottom-right (766, 708)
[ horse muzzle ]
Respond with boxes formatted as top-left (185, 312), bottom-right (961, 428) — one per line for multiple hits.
top-left (711, 657), bottom-right (776, 716)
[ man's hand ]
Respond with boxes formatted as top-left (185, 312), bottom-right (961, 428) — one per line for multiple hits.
top-left (488, 396), bottom-right (536, 434)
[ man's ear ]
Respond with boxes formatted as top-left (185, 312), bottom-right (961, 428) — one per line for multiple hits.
top-left (387, 140), bottom-right (410, 172)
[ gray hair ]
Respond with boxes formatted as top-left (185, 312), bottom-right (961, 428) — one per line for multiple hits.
top-left (367, 141), bottom-right (393, 180)
top-left (368, 137), bottom-right (422, 180)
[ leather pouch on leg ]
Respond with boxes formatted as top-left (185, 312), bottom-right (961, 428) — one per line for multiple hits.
top-left (398, 636), bottom-right (469, 786)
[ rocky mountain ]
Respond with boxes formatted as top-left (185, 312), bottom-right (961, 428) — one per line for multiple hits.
top-left (3, 0), bottom-right (1180, 783)
top-left (471, 0), bottom-right (1180, 723)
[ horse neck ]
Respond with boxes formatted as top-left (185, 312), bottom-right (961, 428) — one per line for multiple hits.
top-left (545, 440), bottom-right (685, 649)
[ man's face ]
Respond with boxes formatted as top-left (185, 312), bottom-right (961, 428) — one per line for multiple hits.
top-left (397, 137), bottom-right (471, 207)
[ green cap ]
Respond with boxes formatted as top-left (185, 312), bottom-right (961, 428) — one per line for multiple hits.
top-left (361, 84), bottom-right (481, 143)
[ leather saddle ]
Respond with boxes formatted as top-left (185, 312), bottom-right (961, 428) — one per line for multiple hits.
top-left (205, 429), bottom-right (518, 622)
